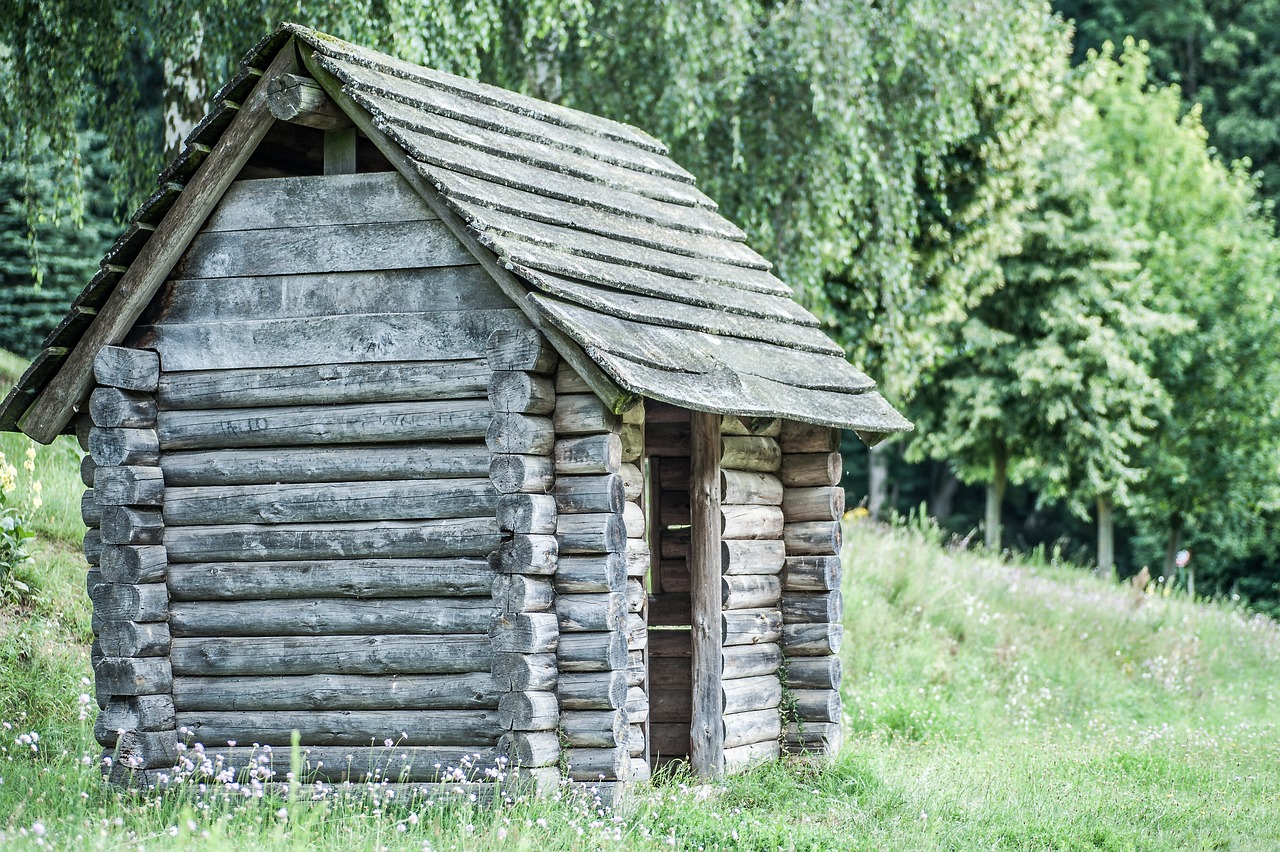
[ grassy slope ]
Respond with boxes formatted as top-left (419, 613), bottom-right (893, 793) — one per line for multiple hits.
top-left (0, 352), bottom-right (1277, 848)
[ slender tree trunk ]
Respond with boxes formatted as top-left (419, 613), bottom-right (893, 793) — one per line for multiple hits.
top-left (163, 16), bottom-right (207, 160)
top-left (1096, 495), bottom-right (1115, 576)
top-left (984, 438), bottom-right (1008, 551)
top-left (867, 443), bottom-right (890, 522)
top-left (1161, 513), bottom-right (1183, 585)
top-left (931, 464), bottom-right (960, 523)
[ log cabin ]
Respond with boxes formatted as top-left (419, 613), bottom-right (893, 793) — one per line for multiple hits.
top-left (0, 24), bottom-right (911, 797)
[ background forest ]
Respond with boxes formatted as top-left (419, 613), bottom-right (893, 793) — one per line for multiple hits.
top-left (1, 0), bottom-right (1278, 612)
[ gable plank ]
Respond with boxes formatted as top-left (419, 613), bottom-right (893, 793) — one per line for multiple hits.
top-left (201, 172), bottom-right (437, 231)
top-left (17, 42), bottom-right (301, 443)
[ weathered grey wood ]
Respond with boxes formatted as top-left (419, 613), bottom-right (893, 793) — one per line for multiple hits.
top-left (486, 329), bottom-right (557, 373)
top-left (647, 593), bottom-right (691, 626)
top-left (98, 620), bottom-right (171, 657)
top-left (783, 721), bottom-right (842, 755)
top-left (489, 454), bottom-right (555, 494)
top-left (721, 505), bottom-right (784, 540)
top-left (101, 507), bottom-right (163, 546)
top-left (492, 652), bottom-right (557, 692)
top-left (782, 556), bottom-right (841, 591)
top-left (648, 656), bottom-right (690, 688)
top-left (721, 471), bottom-right (783, 506)
top-left (76, 413), bottom-right (93, 451)
top-left (779, 452), bottom-right (842, 488)
top-left (101, 544), bottom-right (167, 584)
top-left (558, 671), bottom-right (627, 710)
top-left (554, 553), bottom-right (626, 594)
top-left (564, 746), bottom-right (628, 781)
top-left (488, 371), bottom-right (555, 415)
top-left (556, 593), bottom-right (625, 632)
top-left (723, 540), bottom-right (786, 575)
top-left (133, 309), bottom-right (527, 372)
top-left (781, 622), bottom-right (842, 656)
top-left (158, 400), bottom-right (492, 450)
top-left (175, 710), bottom-right (502, 747)
top-left (723, 675), bottom-right (781, 714)
top-left (620, 463), bottom-right (643, 501)
top-left (626, 613), bottom-right (647, 650)
top-left (90, 427), bottom-right (159, 466)
top-left (556, 630), bottom-right (628, 673)
top-left (786, 656), bottom-right (842, 690)
top-left (494, 534), bottom-right (558, 575)
top-left (92, 582), bottom-right (168, 622)
top-left (784, 522), bottom-right (842, 557)
top-left (94, 657), bottom-right (172, 696)
top-left (555, 364), bottom-right (593, 394)
top-left (721, 643), bottom-right (783, 680)
top-left (279, 744), bottom-right (503, 783)
top-left (170, 634), bottom-right (491, 676)
top-left (163, 478), bottom-right (499, 526)
top-left (498, 691), bottom-right (559, 731)
top-left (649, 723), bottom-right (690, 756)
top-left (499, 731), bottom-right (560, 767)
top-left (782, 487), bottom-right (845, 522)
top-left (782, 591), bottom-right (842, 624)
top-left (90, 388), bottom-right (156, 429)
top-left (626, 650), bottom-right (645, 686)
top-left (490, 612), bottom-right (558, 654)
top-left (80, 454), bottom-right (96, 487)
top-left (792, 689), bottom-right (841, 723)
top-left (624, 684), bottom-right (649, 724)
top-left (94, 696), bottom-right (175, 743)
top-left (162, 443), bottom-right (490, 486)
top-left (721, 436), bottom-right (781, 472)
top-left (780, 420), bottom-right (840, 453)
top-left (559, 710), bottom-right (626, 747)
top-left (94, 347), bottom-right (160, 392)
top-left (723, 709), bottom-right (782, 749)
top-left (626, 578), bottom-right (645, 613)
top-left (18, 44), bottom-right (301, 443)
top-left (557, 513), bottom-right (626, 554)
top-left (323, 127), bottom-right (359, 174)
top-left (554, 475), bottom-right (624, 514)
top-left (623, 501), bottom-right (645, 539)
top-left (722, 416), bottom-right (781, 437)
top-left (497, 493), bottom-right (557, 535)
top-left (171, 672), bottom-right (500, 711)
top-left (83, 529), bottom-right (102, 565)
top-left (81, 489), bottom-right (102, 526)
top-left (202, 173), bottom-right (435, 232)
top-left (114, 730), bottom-right (180, 770)
top-left (626, 538), bottom-right (651, 578)
top-left (722, 575), bottom-right (781, 611)
top-left (722, 608), bottom-right (783, 646)
top-left (620, 422), bottom-right (643, 464)
top-left (487, 413), bottom-right (554, 455)
top-left (688, 410), bottom-right (723, 779)
top-left (723, 740), bottom-right (779, 775)
top-left (553, 394), bottom-right (620, 436)
top-left (554, 433), bottom-right (622, 475)
top-left (158, 360), bottom-right (490, 409)
top-left (94, 466), bottom-right (164, 507)
top-left (267, 72), bottom-right (353, 130)
top-left (492, 574), bottom-right (554, 612)
top-left (648, 628), bottom-right (692, 658)
top-left (167, 557), bottom-right (493, 600)
top-left (170, 596), bottom-right (495, 637)
top-left (644, 421), bottom-right (689, 457)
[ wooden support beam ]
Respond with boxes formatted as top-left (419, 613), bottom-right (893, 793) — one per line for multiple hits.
top-left (266, 72), bottom-right (353, 130)
top-left (689, 410), bottom-right (723, 778)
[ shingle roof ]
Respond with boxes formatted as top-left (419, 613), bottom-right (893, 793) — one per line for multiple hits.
top-left (0, 24), bottom-right (911, 442)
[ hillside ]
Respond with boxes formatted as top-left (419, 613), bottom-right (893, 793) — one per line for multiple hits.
top-left (0, 385), bottom-right (1277, 848)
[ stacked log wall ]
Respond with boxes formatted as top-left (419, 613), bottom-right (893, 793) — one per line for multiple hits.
top-left (778, 420), bottom-right (845, 756)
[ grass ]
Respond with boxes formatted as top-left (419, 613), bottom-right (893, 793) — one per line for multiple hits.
top-left (0, 364), bottom-right (1278, 847)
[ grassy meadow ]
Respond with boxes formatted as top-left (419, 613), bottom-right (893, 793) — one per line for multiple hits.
top-left (1, 349), bottom-right (1279, 849)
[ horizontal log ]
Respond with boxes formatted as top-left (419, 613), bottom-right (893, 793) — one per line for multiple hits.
top-left (620, 423), bottom-right (643, 464)
top-left (94, 465), bottom-right (164, 507)
top-left (792, 689), bottom-right (841, 723)
top-left (779, 420), bottom-right (839, 453)
top-left (723, 539), bottom-right (786, 575)
top-left (171, 672), bottom-right (500, 711)
top-left (162, 443), bottom-right (490, 486)
top-left (558, 671), bottom-right (627, 710)
top-left (170, 596), bottom-right (496, 637)
top-left (554, 433), bottom-right (622, 475)
top-left (626, 650), bottom-right (645, 686)
top-left (785, 655), bottom-right (843, 691)
top-left (784, 521), bottom-right (842, 557)
top-left (625, 684), bottom-right (648, 724)
top-left (782, 486), bottom-right (845, 522)
top-left (91, 582), bottom-right (168, 622)
top-left (722, 504), bottom-right (784, 540)
top-left (499, 731), bottom-right (560, 768)
top-left (164, 517), bottom-right (501, 563)
top-left (84, 529), bottom-right (102, 565)
top-left (492, 652), bottom-right (557, 692)
top-left (492, 574), bottom-right (554, 613)
top-left (157, 360), bottom-right (491, 409)
top-left (657, 560), bottom-right (689, 593)
top-left (90, 427), bottom-right (159, 466)
top-left (114, 730), bottom-right (180, 770)
top-left (655, 456), bottom-right (690, 489)
top-left (553, 394), bottom-right (620, 436)
top-left (779, 452), bottom-right (841, 488)
top-left (94, 657), bottom-right (172, 696)
top-left (723, 608), bottom-right (783, 646)
top-left (648, 629), bottom-right (691, 658)
top-left (624, 501), bottom-right (646, 539)
top-left (497, 493), bottom-right (557, 535)
top-left (724, 708), bottom-right (782, 749)
top-left (98, 620), bottom-right (170, 657)
top-left (721, 436), bottom-right (780, 472)
top-left (647, 594), bottom-right (689, 626)
top-left (486, 413), bottom-right (554, 455)
top-left (554, 553), bottom-right (626, 594)
top-left (489, 370), bottom-right (555, 415)
top-left (494, 534), bottom-right (558, 575)
top-left (782, 622), bottom-right (843, 656)
top-left (626, 613), bottom-right (647, 651)
top-left (499, 691), bottom-right (559, 731)
top-left (167, 558), bottom-right (493, 601)
top-left (625, 723), bottom-right (646, 757)
top-left (723, 575), bottom-right (781, 610)
top-left (101, 507), bottom-right (163, 546)
top-left (721, 416), bottom-right (781, 437)
top-left (564, 746), bottom-right (628, 781)
top-left (558, 512), bottom-right (626, 554)
top-left (649, 723), bottom-right (689, 757)
top-left (486, 328), bottom-right (557, 373)
top-left (783, 721), bottom-right (842, 755)
top-left (722, 643), bottom-right (782, 680)
top-left (658, 528), bottom-right (689, 560)
top-left (554, 474), bottom-right (624, 514)
top-left (625, 539), bottom-right (651, 577)
top-left (648, 687), bottom-right (691, 723)
top-left (721, 470), bottom-right (783, 506)
top-left (647, 656), bottom-right (689, 689)
top-left (77, 415), bottom-right (92, 451)
top-left (81, 454), bottom-right (96, 487)
top-left (626, 578), bottom-right (645, 613)
top-left (163, 478), bottom-right (500, 526)
top-left (489, 454), bottom-right (555, 494)
top-left (94, 695), bottom-right (175, 744)
top-left (280, 744), bottom-right (504, 783)
top-left (620, 463), bottom-right (643, 501)
top-left (782, 591), bottom-right (842, 624)
top-left (175, 710), bottom-right (502, 747)
top-left (782, 556), bottom-right (841, 591)
top-left (644, 421), bottom-right (689, 457)
top-left (81, 489), bottom-right (102, 526)
top-left (723, 740), bottom-right (778, 775)
top-left (158, 400), bottom-right (493, 450)
top-left (491, 612), bottom-right (558, 654)
top-left (560, 710), bottom-right (626, 748)
top-left (723, 675), bottom-right (781, 714)
top-left (557, 630), bottom-right (628, 673)
top-left (556, 593), bottom-right (625, 632)
top-left (94, 346), bottom-right (160, 392)
top-left (555, 364), bottom-right (593, 394)
top-left (90, 387), bottom-right (156, 429)
top-left (170, 634), bottom-right (492, 676)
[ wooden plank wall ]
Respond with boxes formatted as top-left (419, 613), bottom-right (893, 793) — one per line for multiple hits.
top-left (110, 172), bottom-right (533, 788)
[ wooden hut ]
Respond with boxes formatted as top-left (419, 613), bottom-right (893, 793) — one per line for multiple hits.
top-left (0, 25), bottom-right (910, 795)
